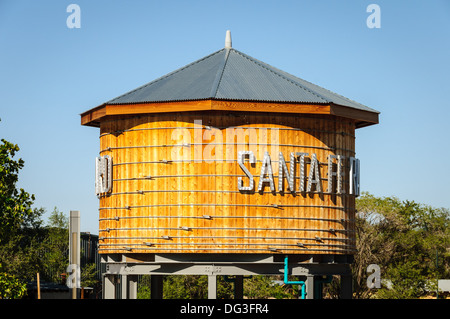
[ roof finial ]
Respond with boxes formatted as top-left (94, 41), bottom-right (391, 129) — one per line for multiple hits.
top-left (225, 30), bottom-right (232, 48)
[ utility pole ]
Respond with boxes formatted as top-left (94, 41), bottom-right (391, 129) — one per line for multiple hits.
top-left (37, 273), bottom-right (41, 299)
top-left (69, 211), bottom-right (80, 299)
top-left (436, 248), bottom-right (439, 299)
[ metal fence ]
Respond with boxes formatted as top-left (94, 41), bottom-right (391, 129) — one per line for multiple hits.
top-left (80, 232), bottom-right (105, 281)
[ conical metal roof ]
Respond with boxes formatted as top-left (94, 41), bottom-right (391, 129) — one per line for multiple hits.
top-left (81, 33), bottom-right (379, 128)
top-left (105, 47), bottom-right (378, 114)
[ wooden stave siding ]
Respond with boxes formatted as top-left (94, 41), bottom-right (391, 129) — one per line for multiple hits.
top-left (98, 111), bottom-right (356, 255)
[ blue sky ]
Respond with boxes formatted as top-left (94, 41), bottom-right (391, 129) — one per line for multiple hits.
top-left (1, 1), bottom-right (449, 233)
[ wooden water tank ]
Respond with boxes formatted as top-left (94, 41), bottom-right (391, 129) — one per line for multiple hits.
top-left (81, 43), bottom-right (379, 256)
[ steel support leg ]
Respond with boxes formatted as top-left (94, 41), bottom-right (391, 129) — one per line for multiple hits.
top-left (208, 275), bottom-right (217, 299)
top-left (121, 275), bottom-right (127, 299)
top-left (129, 275), bottom-right (138, 299)
top-left (234, 275), bottom-right (244, 299)
top-left (103, 274), bottom-right (115, 299)
top-left (306, 275), bottom-right (315, 299)
top-left (151, 275), bottom-right (163, 299)
top-left (340, 274), bottom-right (352, 299)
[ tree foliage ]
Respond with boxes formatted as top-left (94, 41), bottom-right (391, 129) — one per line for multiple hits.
top-left (163, 275), bottom-right (210, 299)
top-left (0, 270), bottom-right (26, 299)
top-left (137, 275), bottom-right (297, 299)
top-left (0, 136), bottom-right (45, 296)
top-left (244, 275), bottom-right (295, 299)
top-left (0, 134), bottom-right (91, 297)
top-left (0, 138), bottom-right (36, 244)
top-left (353, 192), bottom-right (450, 299)
top-left (41, 208), bottom-right (69, 283)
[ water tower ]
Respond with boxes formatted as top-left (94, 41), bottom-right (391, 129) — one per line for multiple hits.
top-left (81, 31), bottom-right (379, 299)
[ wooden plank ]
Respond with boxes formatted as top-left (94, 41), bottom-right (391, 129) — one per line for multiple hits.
top-left (98, 112), bottom-right (358, 255)
top-left (80, 104), bottom-right (106, 126)
top-left (330, 104), bottom-right (379, 127)
top-left (211, 100), bottom-right (331, 115)
top-left (81, 99), bottom-right (378, 128)
top-left (106, 100), bottom-right (212, 116)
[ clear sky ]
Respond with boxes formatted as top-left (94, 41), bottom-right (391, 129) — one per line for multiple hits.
top-left (1, 1), bottom-right (449, 234)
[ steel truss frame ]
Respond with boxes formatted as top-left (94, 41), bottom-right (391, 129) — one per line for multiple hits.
top-left (102, 253), bottom-right (353, 299)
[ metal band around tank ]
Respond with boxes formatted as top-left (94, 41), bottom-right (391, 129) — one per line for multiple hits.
top-left (98, 247), bottom-right (357, 253)
top-left (99, 215), bottom-right (352, 222)
top-left (98, 203), bottom-right (352, 211)
top-left (99, 142), bottom-right (355, 155)
top-left (98, 226), bottom-right (354, 233)
top-left (99, 125), bottom-right (355, 138)
top-left (98, 235), bottom-right (353, 242)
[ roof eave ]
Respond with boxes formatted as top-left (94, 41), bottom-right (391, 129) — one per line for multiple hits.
top-left (80, 99), bottom-right (379, 128)
top-left (329, 103), bottom-right (379, 128)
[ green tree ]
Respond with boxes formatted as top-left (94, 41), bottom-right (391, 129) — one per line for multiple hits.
top-left (80, 263), bottom-right (98, 288)
top-left (352, 193), bottom-right (450, 299)
top-left (137, 276), bottom-right (152, 299)
top-left (0, 270), bottom-right (26, 299)
top-left (0, 137), bottom-right (36, 243)
top-left (0, 136), bottom-right (46, 297)
top-left (163, 275), bottom-right (208, 299)
top-left (138, 275), bottom-right (296, 299)
top-left (41, 208), bottom-right (69, 283)
top-left (137, 275), bottom-right (209, 299)
top-left (244, 275), bottom-right (295, 299)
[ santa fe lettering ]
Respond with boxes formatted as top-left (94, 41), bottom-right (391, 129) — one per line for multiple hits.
top-left (237, 151), bottom-right (360, 196)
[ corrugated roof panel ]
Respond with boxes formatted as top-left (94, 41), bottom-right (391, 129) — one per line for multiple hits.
top-left (220, 49), bottom-right (378, 113)
top-left (107, 49), bottom-right (226, 104)
top-left (266, 60), bottom-right (378, 113)
top-left (103, 47), bottom-right (378, 115)
top-left (216, 49), bottom-right (329, 103)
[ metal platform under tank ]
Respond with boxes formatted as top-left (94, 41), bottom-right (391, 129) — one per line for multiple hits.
top-left (101, 253), bottom-right (353, 299)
